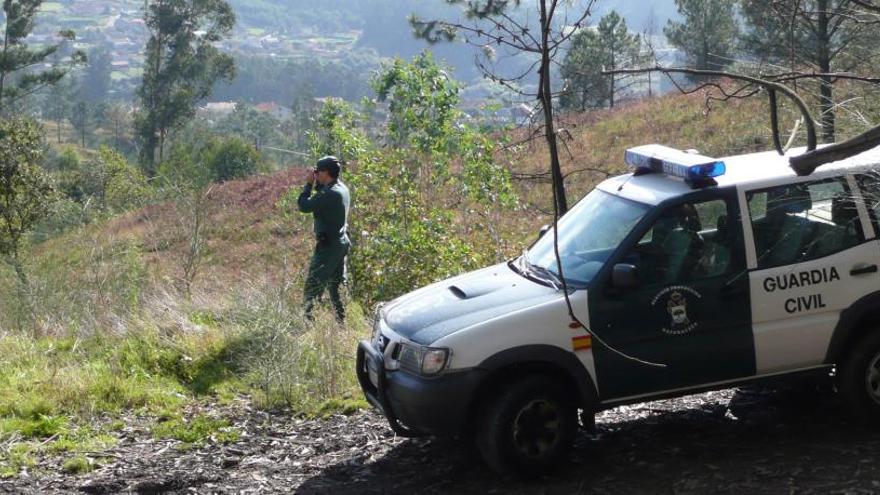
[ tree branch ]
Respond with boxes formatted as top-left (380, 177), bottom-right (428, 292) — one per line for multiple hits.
top-left (849, 0), bottom-right (880, 12)
top-left (790, 124), bottom-right (880, 175)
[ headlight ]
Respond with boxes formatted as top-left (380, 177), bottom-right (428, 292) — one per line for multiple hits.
top-left (398, 343), bottom-right (449, 376)
top-left (371, 302), bottom-right (386, 343)
top-left (421, 348), bottom-right (449, 375)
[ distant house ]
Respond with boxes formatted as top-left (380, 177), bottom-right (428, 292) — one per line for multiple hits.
top-left (255, 102), bottom-right (293, 121)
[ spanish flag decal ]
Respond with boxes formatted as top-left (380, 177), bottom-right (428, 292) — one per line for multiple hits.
top-left (572, 335), bottom-right (592, 351)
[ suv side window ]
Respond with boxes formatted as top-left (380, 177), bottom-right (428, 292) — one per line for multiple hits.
top-left (748, 177), bottom-right (863, 270)
top-left (625, 198), bottom-right (735, 286)
top-left (856, 172), bottom-right (880, 236)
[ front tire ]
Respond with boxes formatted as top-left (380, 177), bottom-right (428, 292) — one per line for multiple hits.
top-left (476, 375), bottom-right (577, 476)
top-left (839, 331), bottom-right (880, 423)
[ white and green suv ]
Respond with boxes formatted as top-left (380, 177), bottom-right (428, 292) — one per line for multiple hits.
top-left (357, 144), bottom-right (880, 474)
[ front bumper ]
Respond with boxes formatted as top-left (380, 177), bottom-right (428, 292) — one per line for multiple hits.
top-left (356, 339), bottom-right (486, 437)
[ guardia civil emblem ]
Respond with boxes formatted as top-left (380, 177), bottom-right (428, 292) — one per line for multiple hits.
top-left (651, 286), bottom-right (702, 335)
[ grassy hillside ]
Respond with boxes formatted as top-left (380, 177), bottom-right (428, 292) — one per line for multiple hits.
top-left (510, 88), bottom-right (775, 208)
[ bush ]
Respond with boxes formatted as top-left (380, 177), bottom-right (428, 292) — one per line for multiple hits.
top-left (95, 148), bottom-right (153, 213)
top-left (48, 147), bottom-right (152, 224)
top-left (204, 137), bottom-right (263, 182)
top-left (158, 135), bottom-right (264, 190)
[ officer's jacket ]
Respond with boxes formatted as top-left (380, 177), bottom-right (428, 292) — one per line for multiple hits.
top-left (297, 180), bottom-right (350, 241)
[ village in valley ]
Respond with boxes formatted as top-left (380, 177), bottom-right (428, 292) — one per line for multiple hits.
top-left (30, 0), bottom-right (360, 111)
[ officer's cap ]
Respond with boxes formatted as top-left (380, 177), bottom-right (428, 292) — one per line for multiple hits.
top-left (316, 156), bottom-right (342, 177)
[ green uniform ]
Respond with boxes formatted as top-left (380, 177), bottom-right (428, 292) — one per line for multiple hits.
top-left (298, 180), bottom-right (351, 321)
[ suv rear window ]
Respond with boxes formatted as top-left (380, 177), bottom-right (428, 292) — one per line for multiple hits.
top-left (747, 178), bottom-right (864, 270)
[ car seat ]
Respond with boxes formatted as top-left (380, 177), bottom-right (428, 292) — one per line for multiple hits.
top-left (698, 214), bottom-right (731, 277)
top-left (660, 205), bottom-right (704, 283)
top-left (807, 193), bottom-right (861, 257)
top-left (761, 185), bottom-right (814, 267)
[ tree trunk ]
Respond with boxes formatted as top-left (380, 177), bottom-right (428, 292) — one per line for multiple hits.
top-left (609, 45), bottom-right (616, 108)
top-left (0, 22), bottom-right (9, 116)
top-left (159, 128), bottom-right (165, 163)
top-left (817, 0), bottom-right (835, 143)
top-left (538, 0), bottom-right (568, 214)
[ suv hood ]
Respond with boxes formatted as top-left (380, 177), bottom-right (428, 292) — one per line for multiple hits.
top-left (382, 262), bottom-right (559, 345)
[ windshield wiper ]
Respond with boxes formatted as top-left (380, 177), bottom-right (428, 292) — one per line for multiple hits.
top-left (528, 264), bottom-right (562, 290)
top-left (518, 253), bottom-right (561, 290)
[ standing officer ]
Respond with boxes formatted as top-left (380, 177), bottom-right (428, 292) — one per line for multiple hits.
top-left (298, 156), bottom-right (351, 322)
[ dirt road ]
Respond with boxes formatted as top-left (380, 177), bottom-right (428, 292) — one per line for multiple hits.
top-left (4, 380), bottom-right (880, 494)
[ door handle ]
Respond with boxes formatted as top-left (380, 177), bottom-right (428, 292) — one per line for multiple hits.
top-left (851, 264), bottom-right (878, 276)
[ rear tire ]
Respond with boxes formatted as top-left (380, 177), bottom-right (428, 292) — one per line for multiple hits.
top-left (838, 331), bottom-right (880, 424)
top-left (476, 375), bottom-right (577, 476)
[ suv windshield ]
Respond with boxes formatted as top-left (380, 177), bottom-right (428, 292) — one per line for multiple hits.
top-left (524, 189), bottom-right (649, 287)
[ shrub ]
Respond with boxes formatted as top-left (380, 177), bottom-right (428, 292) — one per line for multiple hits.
top-left (95, 147), bottom-right (153, 213)
top-left (158, 135), bottom-right (264, 189)
top-left (204, 137), bottom-right (263, 182)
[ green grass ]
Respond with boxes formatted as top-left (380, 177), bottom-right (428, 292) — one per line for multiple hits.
top-left (0, 444), bottom-right (36, 478)
top-left (61, 455), bottom-right (93, 475)
top-left (151, 414), bottom-right (239, 444)
top-left (311, 397), bottom-right (370, 419)
top-left (0, 298), bottom-right (368, 477)
top-left (0, 415), bottom-right (68, 439)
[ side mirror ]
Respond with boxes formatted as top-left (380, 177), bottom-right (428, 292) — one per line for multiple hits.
top-left (612, 263), bottom-right (638, 289)
top-left (538, 224), bottom-right (551, 239)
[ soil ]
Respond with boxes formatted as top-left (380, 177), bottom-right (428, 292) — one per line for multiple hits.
top-left (3, 380), bottom-right (880, 494)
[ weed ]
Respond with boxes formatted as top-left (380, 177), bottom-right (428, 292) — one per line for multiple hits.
top-left (0, 444), bottom-right (36, 478)
top-left (311, 397), bottom-right (369, 419)
top-left (61, 455), bottom-right (93, 475)
top-left (151, 414), bottom-right (237, 444)
top-left (0, 415), bottom-right (68, 439)
top-left (106, 420), bottom-right (125, 432)
top-left (46, 426), bottom-right (116, 454)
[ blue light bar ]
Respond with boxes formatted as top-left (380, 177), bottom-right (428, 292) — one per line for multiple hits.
top-left (625, 144), bottom-right (725, 185)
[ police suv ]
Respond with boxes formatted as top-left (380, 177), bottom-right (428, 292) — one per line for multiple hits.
top-left (357, 144), bottom-right (880, 474)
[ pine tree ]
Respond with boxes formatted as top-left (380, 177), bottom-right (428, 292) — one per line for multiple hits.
top-left (561, 11), bottom-right (643, 110)
top-left (664, 0), bottom-right (739, 72)
top-left (740, 0), bottom-right (880, 143)
top-left (0, 0), bottom-right (86, 114)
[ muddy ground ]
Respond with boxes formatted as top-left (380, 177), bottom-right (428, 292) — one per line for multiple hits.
top-left (3, 380), bottom-right (880, 494)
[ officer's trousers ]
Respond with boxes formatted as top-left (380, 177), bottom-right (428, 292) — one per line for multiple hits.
top-left (303, 239), bottom-right (349, 322)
